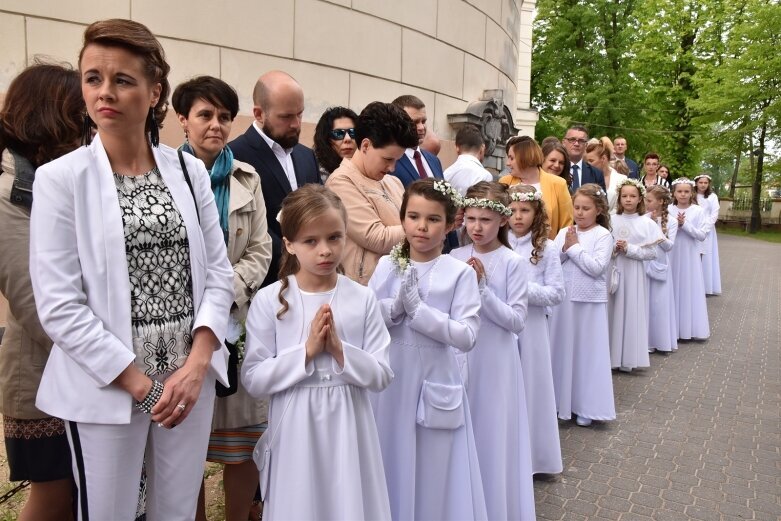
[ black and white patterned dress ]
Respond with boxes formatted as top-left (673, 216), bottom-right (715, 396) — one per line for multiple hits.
top-left (114, 167), bottom-right (195, 376)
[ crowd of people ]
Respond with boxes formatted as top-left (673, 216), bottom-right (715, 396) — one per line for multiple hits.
top-left (0, 17), bottom-right (724, 521)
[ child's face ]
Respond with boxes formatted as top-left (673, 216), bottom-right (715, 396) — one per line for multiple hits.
top-left (509, 201), bottom-right (535, 237)
top-left (619, 186), bottom-right (641, 214)
top-left (465, 206), bottom-right (507, 250)
top-left (402, 194), bottom-right (449, 261)
top-left (644, 194), bottom-right (661, 213)
top-left (696, 178), bottom-right (710, 194)
top-left (573, 194), bottom-right (599, 230)
top-left (284, 207), bottom-right (346, 278)
top-left (674, 185), bottom-right (692, 206)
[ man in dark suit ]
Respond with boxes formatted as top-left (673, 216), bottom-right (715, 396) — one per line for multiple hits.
top-left (390, 94), bottom-right (458, 251)
top-left (229, 70), bottom-right (321, 286)
top-left (613, 136), bottom-right (640, 179)
top-left (563, 125), bottom-right (606, 192)
top-left (390, 95), bottom-right (445, 187)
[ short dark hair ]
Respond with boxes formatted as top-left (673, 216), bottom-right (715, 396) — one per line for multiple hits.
top-left (643, 152), bottom-right (660, 163)
top-left (313, 106), bottom-right (359, 174)
top-left (355, 102), bottom-right (418, 149)
top-left (172, 76), bottom-right (239, 119)
top-left (391, 94), bottom-right (425, 111)
top-left (566, 124), bottom-right (589, 137)
top-left (0, 62), bottom-right (83, 167)
top-left (455, 125), bottom-right (484, 151)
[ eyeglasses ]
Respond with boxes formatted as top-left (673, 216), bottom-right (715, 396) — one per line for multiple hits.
top-left (564, 137), bottom-right (588, 145)
top-left (329, 128), bottom-right (356, 140)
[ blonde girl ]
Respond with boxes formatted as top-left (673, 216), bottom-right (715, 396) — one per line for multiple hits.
top-left (450, 181), bottom-right (536, 520)
top-left (549, 184), bottom-right (616, 427)
top-left (669, 178), bottom-right (710, 340)
top-left (241, 184), bottom-right (394, 521)
top-left (694, 174), bottom-right (721, 295)
top-left (608, 179), bottom-right (663, 371)
top-left (508, 184), bottom-right (565, 475)
top-left (369, 179), bottom-right (487, 521)
top-left (644, 186), bottom-right (678, 352)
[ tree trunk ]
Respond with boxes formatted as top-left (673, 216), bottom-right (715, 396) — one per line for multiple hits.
top-left (748, 123), bottom-right (766, 234)
top-left (728, 137), bottom-right (742, 199)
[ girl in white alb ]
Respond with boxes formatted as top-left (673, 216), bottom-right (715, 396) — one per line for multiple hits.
top-left (550, 184), bottom-right (616, 427)
top-left (450, 181), bottom-right (536, 520)
top-left (241, 185), bottom-right (393, 521)
top-left (669, 178), bottom-right (710, 340)
top-left (608, 179), bottom-right (663, 371)
top-left (508, 184), bottom-right (565, 475)
top-left (369, 179), bottom-right (488, 521)
top-left (695, 174), bottom-right (722, 295)
top-left (644, 185), bottom-right (678, 353)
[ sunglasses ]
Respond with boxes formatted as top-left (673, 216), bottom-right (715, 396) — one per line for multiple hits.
top-left (330, 128), bottom-right (356, 140)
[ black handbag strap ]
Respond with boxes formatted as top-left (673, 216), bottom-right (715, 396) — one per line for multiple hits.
top-left (178, 149), bottom-right (200, 223)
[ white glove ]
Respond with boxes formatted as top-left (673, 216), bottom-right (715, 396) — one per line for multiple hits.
top-left (389, 288), bottom-right (405, 320)
top-left (477, 274), bottom-right (487, 295)
top-left (401, 266), bottom-right (422, 316)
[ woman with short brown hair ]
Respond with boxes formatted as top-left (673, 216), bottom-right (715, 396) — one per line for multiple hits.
top-left (29, 19), bottom-right (233, 520)
top-left (499, 136), bottom-right (574, 239)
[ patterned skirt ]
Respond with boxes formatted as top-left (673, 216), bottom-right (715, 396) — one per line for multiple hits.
top-left (206, 423), bottom-right (267, 464)
top-left (3, 415), bottom-right (72, 482)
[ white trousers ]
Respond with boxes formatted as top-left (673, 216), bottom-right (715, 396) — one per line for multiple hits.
top-left (65, 378), bottom-right (216, 521)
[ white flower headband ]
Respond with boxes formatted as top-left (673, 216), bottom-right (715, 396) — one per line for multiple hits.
top-left (693, 174), bottom-right (712, 181)
top-left (462, 197), bottom-right (513, 217)
top-left (616, 178), bottom-right (646, 197)
top-left (672, 178), bottom-right (695, 187)
top-left (510, 191), bottom-right (543, 202)
top-left (433, 180), bottom-right (464, 207)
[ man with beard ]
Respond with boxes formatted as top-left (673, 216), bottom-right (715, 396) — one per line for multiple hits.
top-left (229, 70), bottom-right (320, 286)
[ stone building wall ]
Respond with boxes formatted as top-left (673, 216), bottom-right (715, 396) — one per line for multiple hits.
top-left (0, 0), bottom-right (538, 325)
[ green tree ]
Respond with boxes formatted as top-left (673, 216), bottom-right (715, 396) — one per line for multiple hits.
top-left (691, 0), bottom-right (781, 231)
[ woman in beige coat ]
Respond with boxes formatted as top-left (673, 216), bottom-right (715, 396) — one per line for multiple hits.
top-left (172, 76), bottom-right (272, 521)
top-left (326, 102), bottom-right (419, 284)
top-left (0, 63), bottom-right (83, 521)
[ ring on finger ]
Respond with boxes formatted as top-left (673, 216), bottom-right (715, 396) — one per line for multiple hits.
top-left (177, 403), bottom-right (187, 412)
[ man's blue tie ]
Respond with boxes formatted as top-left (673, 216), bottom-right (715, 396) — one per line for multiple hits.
top-left (572, 164), bottom-right (580, 188)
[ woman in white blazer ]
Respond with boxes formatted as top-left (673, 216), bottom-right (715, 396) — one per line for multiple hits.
top-left (28, 19), bottom-right (233, 521)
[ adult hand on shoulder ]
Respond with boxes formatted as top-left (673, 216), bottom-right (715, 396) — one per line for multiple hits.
top-left (152, 327), bottom-right (216, 428)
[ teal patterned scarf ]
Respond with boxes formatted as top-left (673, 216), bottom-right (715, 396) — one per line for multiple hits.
top-left (180, 143), bottom-right (232, 244)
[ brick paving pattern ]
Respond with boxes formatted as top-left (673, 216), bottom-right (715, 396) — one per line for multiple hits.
top-left (533, 234), bottom-right (781, 520)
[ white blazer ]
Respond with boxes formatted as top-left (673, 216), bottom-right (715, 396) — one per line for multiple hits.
top-left (29, 134), bottom-right (234, 424)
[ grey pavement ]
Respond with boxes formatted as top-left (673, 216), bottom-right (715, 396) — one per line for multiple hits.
top-left (533, 233), bottom-right (781, 521)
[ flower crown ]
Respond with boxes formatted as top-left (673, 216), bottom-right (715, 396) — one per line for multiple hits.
top-left (389, 241), bottom-right (410, 275)
top-left (462, 197), bottom-right (513, 217)
top-left (510, 191), bottom-right (543, 202)
top-left (433, 179), bottom-right (464, 207)
top-left (616, 178), bottom-right (646, 197)
top-left (672, 178), bottom-right (695, 187)
top-left (693, 174), bottom-right (712, 181)
top-left (593, 188), bottom-right (606, 197)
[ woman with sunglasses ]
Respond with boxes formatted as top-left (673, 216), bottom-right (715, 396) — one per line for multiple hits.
top-left (313, 106), bottom-right (359, 182)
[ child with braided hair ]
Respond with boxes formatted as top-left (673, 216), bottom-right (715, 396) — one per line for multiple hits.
top-left (450, 181), bottom-right (536, 520)
top-left (507, 184), bottom-right (564, 475)
top-left (644, 185), bottom-right (678, 353)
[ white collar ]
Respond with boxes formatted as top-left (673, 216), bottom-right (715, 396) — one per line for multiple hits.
top-left (405, 147), bottom-right (422, 160)
top-left (457, 154), bottom-right (483, 166)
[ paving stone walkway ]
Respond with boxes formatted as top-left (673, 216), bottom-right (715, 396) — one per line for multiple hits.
top-left (533, 234), bottom-right (781, 521)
